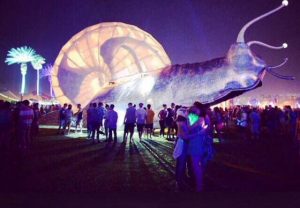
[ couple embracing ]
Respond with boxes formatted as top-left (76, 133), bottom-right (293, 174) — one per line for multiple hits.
top-left (173, 102), bottom-right (214, 192)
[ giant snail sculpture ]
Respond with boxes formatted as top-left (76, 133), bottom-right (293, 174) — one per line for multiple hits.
top-left (52, 0), bottom-right (293, 108)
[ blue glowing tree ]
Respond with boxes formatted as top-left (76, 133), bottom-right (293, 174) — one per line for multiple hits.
top-left (41, 64), bottom-right (54, 98)
top-left (5, 46), bottom-right (37, 96)
top-left (32, 55), bottom-right (46, 96)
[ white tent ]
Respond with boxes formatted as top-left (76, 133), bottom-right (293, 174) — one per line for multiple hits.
top-left (0, 89), bottom-right (19, 102)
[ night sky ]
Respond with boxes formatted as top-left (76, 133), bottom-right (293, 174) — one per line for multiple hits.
top-left (0, 0), bottom-right (299, 98)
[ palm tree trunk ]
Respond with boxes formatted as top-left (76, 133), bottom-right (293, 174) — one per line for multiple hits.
top-left (21, 74), bottom-right (25, 95)
top-left (48, 76), bottom-right (53, 98)
top-left (20, 63), bottom-right (27, 96)
top-left (50, 82), bottom-right (53, 98)
top-left (37, 69), bottom-right (40, 96)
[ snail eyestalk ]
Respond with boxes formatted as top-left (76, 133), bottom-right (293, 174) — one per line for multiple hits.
top-left (237, 1), bottom-right (288, 43)
top-left (268, 58), bottom-right (288, 70)
top-left (266, 70), bottom-right (295, 80)
top-left (266, 58), bottom-right (294, 80)
top-left (247, 41), bottom-right (288, 50)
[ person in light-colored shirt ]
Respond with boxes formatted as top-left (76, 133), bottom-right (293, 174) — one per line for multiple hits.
top-left (135, 103), bottom-right (147, 141)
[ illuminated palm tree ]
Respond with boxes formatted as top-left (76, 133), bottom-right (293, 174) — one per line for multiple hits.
top-left (41, 64), bottom-right (54, 98)
top-left (5, 46), bottom-right (37, 96)
top-left (32, 55), bottom-right (46, 96)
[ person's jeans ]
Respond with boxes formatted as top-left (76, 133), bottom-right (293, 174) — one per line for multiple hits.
top-left (175, 141), bottom-right (188, 189)
top-left (109, 128), bottom-right (117, 141)
top-left (159, 120), bottom-right (165, 136)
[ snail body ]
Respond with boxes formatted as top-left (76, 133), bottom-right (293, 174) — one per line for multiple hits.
top-left (53, 1), bottom-right (293, 108)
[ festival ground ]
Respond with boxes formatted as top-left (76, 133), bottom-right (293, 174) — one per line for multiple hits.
top-left (1, 125), bottom-right (300, 193)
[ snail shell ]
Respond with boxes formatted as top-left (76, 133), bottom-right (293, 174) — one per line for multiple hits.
top-left (52, 22), bottom-right (171, 107)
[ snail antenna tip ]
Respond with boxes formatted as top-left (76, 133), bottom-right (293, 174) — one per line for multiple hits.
top-left (282, 0), bottom-right (288, 6)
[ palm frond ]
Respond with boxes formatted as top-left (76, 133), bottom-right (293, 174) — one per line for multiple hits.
top-left (32, 54), bottom-right (46, 70)
top-left (5, 46), bottom-right (37, 65)
top-left (41, 64), bottom-right (54, 78)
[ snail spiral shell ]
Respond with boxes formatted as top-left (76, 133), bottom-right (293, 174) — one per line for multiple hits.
top-left (52, 22), bottom-right (171, 107)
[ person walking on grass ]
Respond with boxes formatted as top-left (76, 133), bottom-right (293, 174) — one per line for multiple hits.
top-left (136, 103), bottom-right (147, 141)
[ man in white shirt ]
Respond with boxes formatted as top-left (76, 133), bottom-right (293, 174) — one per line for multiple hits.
top-left (135, 103), bottom-right (147, 141)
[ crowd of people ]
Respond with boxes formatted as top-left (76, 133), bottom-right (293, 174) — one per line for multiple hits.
top-left (55, 101), bottom-right (217, 191)
top-left (58, 102), bottom-right (157, 144)
top-left (0, 100), bottom-right (40, 152)
top-left (1, 98), bottom-right (299, 154)
top-left (54, 101), bottom-right (300, 144)
top-left (1, 98), bottom-right (300, 192)
top-left (206, 105), bottom-right (299, 142)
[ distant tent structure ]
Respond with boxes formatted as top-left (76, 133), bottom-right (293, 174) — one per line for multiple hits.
top-left (0, 89), bottom-right (19, 102)
top-left (23, 91), bottom-right (52, 101)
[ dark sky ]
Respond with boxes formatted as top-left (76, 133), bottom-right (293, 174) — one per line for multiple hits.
top-left (0, 0), bottom-right (299, 98)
